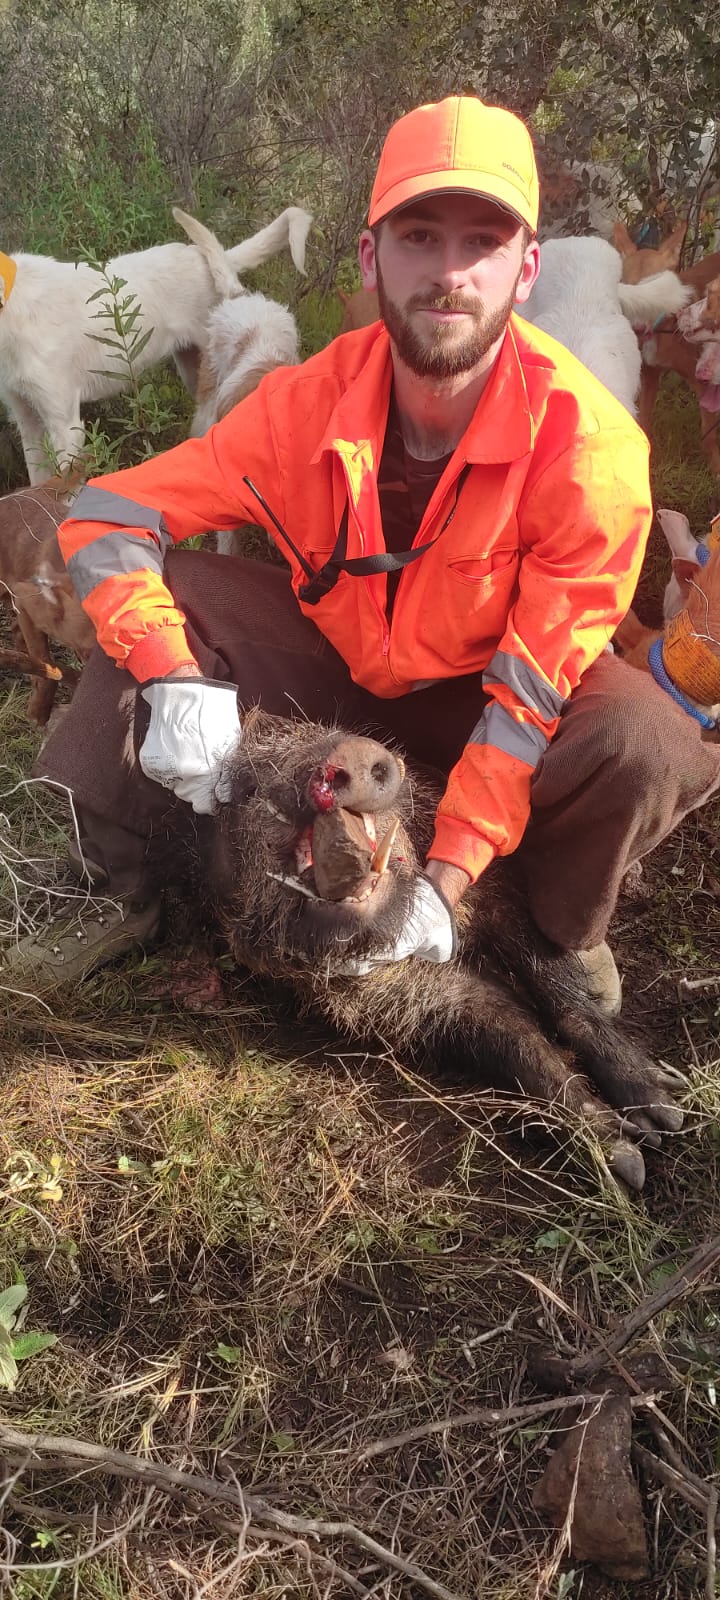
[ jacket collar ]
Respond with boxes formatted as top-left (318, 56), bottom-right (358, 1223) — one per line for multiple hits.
top-left (311, 314), bottom-right (534, 494)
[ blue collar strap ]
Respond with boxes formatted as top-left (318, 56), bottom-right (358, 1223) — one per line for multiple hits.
top-left (648, 637), bottom-right (717, 731)
top-left (696, 542), bottom-right (712, 567)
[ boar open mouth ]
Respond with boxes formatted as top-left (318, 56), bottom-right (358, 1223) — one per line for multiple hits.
top-left (269, 808), bottom-right (403, 910)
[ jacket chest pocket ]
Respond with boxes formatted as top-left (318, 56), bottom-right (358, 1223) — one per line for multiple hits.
top-left (446, 547), bottom-right (520, 586)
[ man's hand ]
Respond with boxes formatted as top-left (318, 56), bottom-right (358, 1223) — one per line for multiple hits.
top-left (340, 873), bottom-right (458, 976)
top-left (139, 675), bottom-right (242, 814)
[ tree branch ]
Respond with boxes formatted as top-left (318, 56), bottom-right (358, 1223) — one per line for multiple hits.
top-left (569, 1238), bottom-right (720, 1381)
top-left (0, 1425), bottom-right (459, 1600)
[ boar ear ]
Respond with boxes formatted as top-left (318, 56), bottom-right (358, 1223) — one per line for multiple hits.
top-left (671, 556), bottom-right (702, 598)
top-left (612, 221), bottom-right (634, 254)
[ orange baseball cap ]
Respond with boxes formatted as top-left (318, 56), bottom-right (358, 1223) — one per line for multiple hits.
top-left (368, 96), bottom-right (539, 232)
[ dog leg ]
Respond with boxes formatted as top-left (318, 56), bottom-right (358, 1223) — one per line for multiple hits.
top-left (700, 405), bottom-right (720, 477)
top-left (42, 403), bottom-right (86, 480)
top-left (637, 364), bottom-right (661, 433)
top-left (14, 609), bottom-right (58, 726)
top-left (7, 396), bottom-right (52, 485)
top-left (173, 346), bottom-right (202, 398)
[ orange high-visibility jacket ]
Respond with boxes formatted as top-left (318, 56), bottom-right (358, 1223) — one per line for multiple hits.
top-left (58, 316), bottom-right (652, 882)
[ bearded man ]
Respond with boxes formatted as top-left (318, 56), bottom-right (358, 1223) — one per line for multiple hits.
top-left (5, 96), bottom-right (719, 998)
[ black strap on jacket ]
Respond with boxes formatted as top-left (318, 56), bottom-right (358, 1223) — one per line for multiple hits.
top-left (243, 466), bottom-right (472, 608)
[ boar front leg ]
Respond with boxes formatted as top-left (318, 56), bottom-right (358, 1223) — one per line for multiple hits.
top-left (550, 1003), bottom-right (684, 1140)
top-left (448, 973), bottom-right (654, 1190)
top-left (339, 965), bottom-right (654, 1191)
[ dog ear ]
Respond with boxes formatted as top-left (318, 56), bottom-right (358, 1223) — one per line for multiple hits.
top-left (656, 506), bottom-right (696, 561)
top-left (612, 221), bottom-right (635, 255)
top-left (670, 556), bottom-right (702, 600)
top-left (658, 222), bottom-right (687, 269)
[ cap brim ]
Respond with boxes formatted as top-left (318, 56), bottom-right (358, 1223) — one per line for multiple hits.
top-left (369, 172), bottom-right (535, 231)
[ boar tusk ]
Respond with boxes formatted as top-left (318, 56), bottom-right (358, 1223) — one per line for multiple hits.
top-left (396, 756), bottom-right (405, 783)
top-left (267, 871), bottom-right (319, 901)
top-left (371, 818), bottom-right (399, 875)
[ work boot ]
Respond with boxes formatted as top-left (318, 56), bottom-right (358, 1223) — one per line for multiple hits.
top-left (577, 941), bottom-right (622, 1016)
top-left (0, 886), bottom-right (161, 995)
top-left (66, 841), bottom-right (109, 888)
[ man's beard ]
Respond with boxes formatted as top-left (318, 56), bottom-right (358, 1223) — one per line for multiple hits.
top-left (375, 264), bottom-right (520, 379)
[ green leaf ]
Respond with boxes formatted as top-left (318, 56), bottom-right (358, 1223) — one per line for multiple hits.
top-left (117, 1155), bottom-right (148, 1174)
top-left (533, 1228), bottom-right (570, 1253)
top-left (12, 1331), bottom-right (58, 1362)
top-left (128, 327), bottom-right (154, 361)
top-left (414, 1228), bottom-right (441, 1254)
top-left (214, 1343), bottom-right (242, 1365)
top-left (345, 1220), bottom-right (375, 1251)
top-left (0, 1327), bottom-right (18, 1390)
top-left (270, 1430), bottom-right (295, 1454)
top-left (0, 1283), bottom-right (28, 1329)
top-left (32, 1529), bottom-right (62, 1551)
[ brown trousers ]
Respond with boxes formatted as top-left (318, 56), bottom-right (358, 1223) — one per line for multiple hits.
top-left (36, 552), bottom-right (720, 950)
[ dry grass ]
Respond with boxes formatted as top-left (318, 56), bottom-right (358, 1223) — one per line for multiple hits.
top-left (0, 385), bottom-right (718, 1599)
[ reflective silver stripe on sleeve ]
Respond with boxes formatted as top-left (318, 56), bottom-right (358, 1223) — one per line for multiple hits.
top-left (65, 485), bottom-right (170, 547)
top-left (469, 702), bottom-right (549, 767)
top-left (66, 530), bottom-right (167, 600)
top-left (483, 650), bottom-right (566, 721)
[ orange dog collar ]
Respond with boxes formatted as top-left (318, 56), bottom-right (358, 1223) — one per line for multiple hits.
top-left (0, 251), bottom-right (17, 305)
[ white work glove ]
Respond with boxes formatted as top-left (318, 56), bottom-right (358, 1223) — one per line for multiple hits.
top-left (341, 875), bottom-right (457, 976)
top-left (139, 676), bottom-right (242, 814)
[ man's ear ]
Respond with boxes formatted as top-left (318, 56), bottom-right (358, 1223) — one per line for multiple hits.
top-left (358, 229), bottom-right (378, 291)
top-left (513, 238), bottom-right (541, 306)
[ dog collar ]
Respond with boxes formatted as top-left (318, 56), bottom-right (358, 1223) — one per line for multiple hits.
top-left (648, 637), bottom-right (717, 731)
top-left (0, 251), bottom-right (16, 305)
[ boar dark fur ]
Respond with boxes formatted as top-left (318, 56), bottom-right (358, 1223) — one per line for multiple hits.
top-left (198, 710), bottom-right (683, 1189)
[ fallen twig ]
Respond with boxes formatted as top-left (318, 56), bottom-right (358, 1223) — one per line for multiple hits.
top-left (632, 1441), bottom-right (710, 1518)
top-left (569, 1237), bottom-right (720, 1381)
top-left (633, 1439), bottom-right (720, 1596)
top-left (356, 1391), bottom-right (611, 1462)
top-left (0, 1424), bottom-right (459, 1600)
top-left (678, 974), bottom-right (720, 1000)
top-left (0, 1487), bottom-right (154, 1575)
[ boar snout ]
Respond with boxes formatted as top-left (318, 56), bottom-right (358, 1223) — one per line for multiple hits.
top-left (306, 735), bottom-right (405, 816)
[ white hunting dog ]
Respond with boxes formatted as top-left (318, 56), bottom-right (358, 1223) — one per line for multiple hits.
top-left (175, 208), bottom-right (301, 439)
top-left (518, 235), bottom-right (693, 415)
top-left (174, 209), bottom-right (302, 557)
top-left (0, 205), bottom-right (312, 483)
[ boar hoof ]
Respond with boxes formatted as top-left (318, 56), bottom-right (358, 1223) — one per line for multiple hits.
top-left (608, 1139), bottom-right (646, 1191)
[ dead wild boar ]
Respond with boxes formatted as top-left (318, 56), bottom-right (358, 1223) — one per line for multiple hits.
top-left (201, 710), bottom-right (683, 1191)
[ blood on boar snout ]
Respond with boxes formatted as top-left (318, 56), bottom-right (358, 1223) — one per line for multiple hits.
top-left (306, 735), bottom-right (405, 815)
